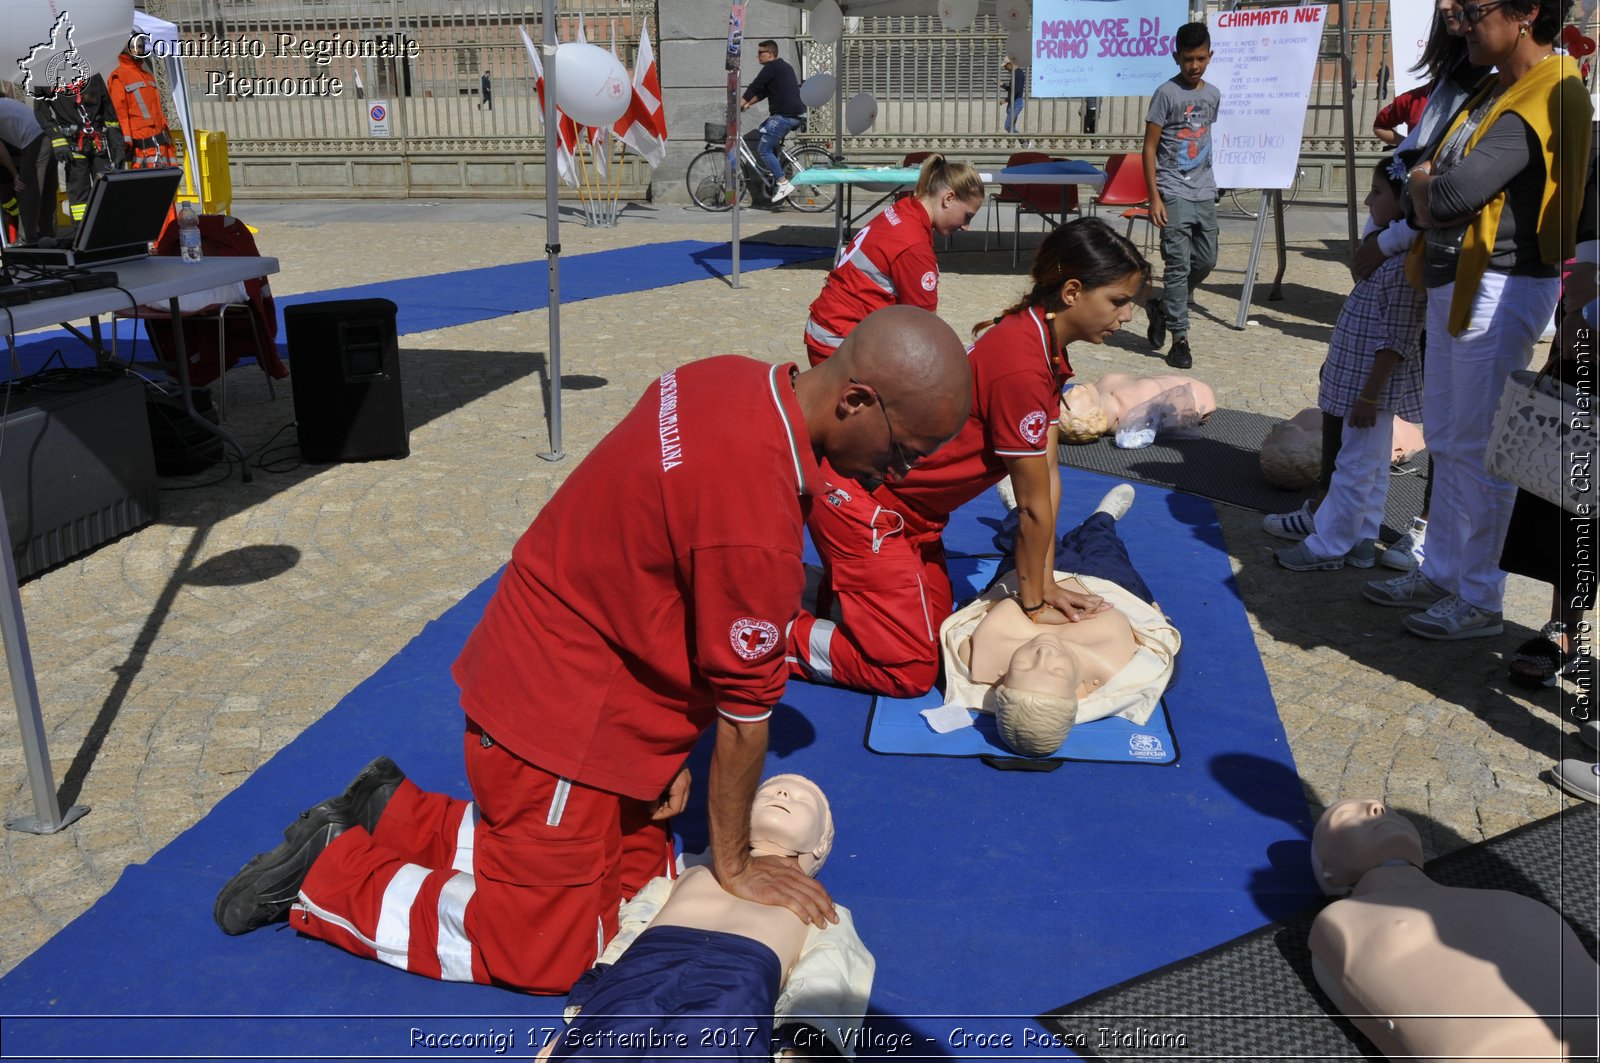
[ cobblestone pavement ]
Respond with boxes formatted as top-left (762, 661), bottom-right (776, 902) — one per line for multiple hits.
top-left (0, 198), bottom-right (1589, 978)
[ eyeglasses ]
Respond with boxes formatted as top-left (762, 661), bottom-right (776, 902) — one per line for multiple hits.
top-left (1460, 1), bottom-right (1506, 25)
top-left (851, 378), bottom-right (919, 479)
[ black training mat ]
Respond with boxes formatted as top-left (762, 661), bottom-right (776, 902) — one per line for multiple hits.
top-left (1041, 802), bottom-right (1597, 1061)
top-left (1057, 407), bottom-right (1430, 541)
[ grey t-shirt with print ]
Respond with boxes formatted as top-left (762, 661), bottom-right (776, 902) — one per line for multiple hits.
top-left (1145, 76), bottom-right (1221, 202)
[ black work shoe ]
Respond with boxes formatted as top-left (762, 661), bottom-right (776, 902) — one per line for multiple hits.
top-left (329, 756), bottom-right (406, 835)
top-left (213, 803), bottom-right (354, 934)
top-left (1145, 297), bottom-right (1167, 351)
top-left (1167, 338), bottom-right (1192, 369)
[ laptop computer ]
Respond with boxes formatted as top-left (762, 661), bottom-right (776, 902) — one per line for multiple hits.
top-left (4, 167), bottom-right (184, 270)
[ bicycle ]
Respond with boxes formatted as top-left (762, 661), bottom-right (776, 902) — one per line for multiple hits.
top-left (1222, 169), bottom-right (1306, 218)
top-left (685, 121), bottom-right (838, 213)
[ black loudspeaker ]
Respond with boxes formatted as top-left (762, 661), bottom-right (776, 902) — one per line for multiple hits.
top-left (285, 298), bottom-right (408, 463)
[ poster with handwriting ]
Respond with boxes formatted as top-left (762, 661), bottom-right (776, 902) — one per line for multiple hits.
top-left (1030, 0), bottom-right (1189, 98)
top-left (1209, 5), bottom-right (1327, 190)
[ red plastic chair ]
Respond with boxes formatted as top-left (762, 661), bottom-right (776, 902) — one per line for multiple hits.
top-left (1093, 152), bottom-right (1154, 252)
top-left (984, 151), bottom-right (1079, 266)
top-left (116, 214), bottom-right (285, 421)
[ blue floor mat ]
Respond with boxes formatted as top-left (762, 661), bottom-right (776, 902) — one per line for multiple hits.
top-left (1, 240), bottom-right (828, 381)
top-left (0, 471), bottom-right (1315, 1061)
top-left (864, 475), bottom-right (1197, 766)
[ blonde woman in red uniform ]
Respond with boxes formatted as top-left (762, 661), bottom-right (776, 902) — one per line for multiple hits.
top-left (803, 154), bottom-right (986, 366)
top-left (788, 218), bottom-right (1149, 697)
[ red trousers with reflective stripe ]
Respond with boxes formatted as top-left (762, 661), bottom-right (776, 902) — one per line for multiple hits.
top-left (292, 721), bottom-right (675, 994)
top-left (786, 484), bottom-right (952, 698)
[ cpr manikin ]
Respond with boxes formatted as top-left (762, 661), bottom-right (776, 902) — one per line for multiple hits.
top-left (541, 775), bottom-right (874, 1060)
top-left (940, 488), bottom-right (1180, 757)
top-left (1260, 407), bottom-right (1426, 490)
top-left (1308, 798), bottom-right (1599, 1061)
top-left (1058, 372), bottom-right (1217, 444)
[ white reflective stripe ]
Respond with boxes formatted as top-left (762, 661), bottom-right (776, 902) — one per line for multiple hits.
top-left (805, 317), bottom-right (844, 349)
top-left (547, 778), bottom-right (572, 827)
top-left (993, 447), bottom-right (1049, 457)
top-left (717, 704), bottom-right (773, 723)
top-left (595, 917), bottom-right (606, 962)
top-left (807, 619), bottom-right (836, 679)
top-left (434, 872), bottom-right (477, 982)
top-left (846, 246), bottom-right (895, 296)
top-left (374, 864), bottom-right (430, 971)
top-left (766, 364), bottom-right (806, 495)
top-left (1028, 308), bottom-right (1054, 374)
top-left (916, 578), bottom-right (934, 641)
top-left (126, 82), bottom-right (154, 120)
top-left (451, 803), bottom-right (478, 873)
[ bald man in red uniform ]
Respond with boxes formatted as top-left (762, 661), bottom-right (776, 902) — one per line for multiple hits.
top-left (214, 307), bottom-right (970, 995)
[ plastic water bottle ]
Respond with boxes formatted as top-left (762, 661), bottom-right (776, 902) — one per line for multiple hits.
top-left (177, 203), bottom-right (202, 263)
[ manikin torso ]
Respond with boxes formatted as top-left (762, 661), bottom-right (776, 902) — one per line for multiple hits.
top-left (962, 592), bottom-right (1138, 695)
top-left (1309, 863), bottom-right (1600, 1061)
top-left (1064, 373), bottom-right (1218, 427)
top-left (649, 863), bottom-right (811, 978)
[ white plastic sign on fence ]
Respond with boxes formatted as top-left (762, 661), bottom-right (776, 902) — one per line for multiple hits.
top-left (368, 100), bottom-right (392, 137)
top-left (1209, 5), bottom-right (1327, 190)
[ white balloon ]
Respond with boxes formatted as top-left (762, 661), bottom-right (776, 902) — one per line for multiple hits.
top-left (552, 42), bottom-right (633, 127)
top-left (845, 91), bottom-right (877, 135)
top-left (1000, 2), bottom-right (1032, 30)
top-left (938, 0), bottom-right (978, 32)
top-left (1, 0), bottom-right (135, 87)
top-left (800, 72), bottom-right (837, 109)
top-left (1006, 27), bottom-right (1032, 68)
top-left (810, 0), bottom-right (844, 47)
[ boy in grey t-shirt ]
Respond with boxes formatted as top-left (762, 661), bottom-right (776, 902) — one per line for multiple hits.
top-left (1141, 22), bottom-right (1221, 369)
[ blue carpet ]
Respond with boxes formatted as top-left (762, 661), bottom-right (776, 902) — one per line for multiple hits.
top-left (0, 469), bottom-right (1315, 1061)
top-left (1, 240), bottom-right (829, 381)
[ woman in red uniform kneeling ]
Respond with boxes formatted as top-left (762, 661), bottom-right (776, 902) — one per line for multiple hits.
top-left (788, 218), bottom-right (1150, 697)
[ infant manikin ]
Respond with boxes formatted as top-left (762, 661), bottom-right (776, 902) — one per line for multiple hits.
top-left (1308, 799), bottom-right (1598, 1062)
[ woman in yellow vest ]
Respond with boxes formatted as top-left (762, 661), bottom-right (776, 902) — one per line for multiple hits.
top-left (1361, 0), bottom-right (1591, 641)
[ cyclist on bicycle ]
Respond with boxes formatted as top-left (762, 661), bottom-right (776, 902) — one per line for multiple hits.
top-left (740, 40), bottom-right (805, 203)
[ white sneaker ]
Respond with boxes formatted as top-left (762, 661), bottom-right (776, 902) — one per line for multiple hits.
top-left (1551, 759), bottom-right (1599, 803)
top-left (772, 179), bottom-right (796, 203)
top-left (1362, 568), bottom-right (1449, 608)
top-left (1262, 501), bottom-right (1316, 541)
top-left (1401, 593), bottom-right (1504, 640)
top-left (1379, 519), bottom-right (1427, 572)
top-left (1094, 483), bottom-right (1135, 521)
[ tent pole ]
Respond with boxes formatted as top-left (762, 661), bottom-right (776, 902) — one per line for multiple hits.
top-left (539, 0), bottom-right (564, 462)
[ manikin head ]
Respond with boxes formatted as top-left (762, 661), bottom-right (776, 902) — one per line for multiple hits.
top-left (1259, 409), bottom-right (1323, 490)
top-left (748, 774), bottom-right (835, 876)
top-left (991, 633), bottom-right (1080, 757)
top-left (1059, 383), bottom-right (1111, 444)
top-left (1310, 798), bottom-right (1425, 897)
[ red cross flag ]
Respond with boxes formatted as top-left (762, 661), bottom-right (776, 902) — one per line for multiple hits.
top-left (520, 25), bottom-right (580, 188)
top-left (614, 20), bottom-right (668, 169)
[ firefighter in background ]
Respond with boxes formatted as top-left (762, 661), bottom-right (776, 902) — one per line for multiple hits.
top-left (33, 74), bottom-right (125, 230)
top-left (107, 43), bottom-right (175, 170)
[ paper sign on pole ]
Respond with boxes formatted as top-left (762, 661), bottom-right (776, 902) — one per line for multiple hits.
top-left (1390, 2), bottom-right (1435, 97)
top-left (1030, 0), bottom-right (1188, 99)
top-left (1209, 5), bottom-right (1326, 190)
top-left (367, 99), bottom-right (392, 137)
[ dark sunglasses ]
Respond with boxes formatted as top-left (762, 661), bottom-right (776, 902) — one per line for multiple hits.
top-left (1460, 1), bottom-right (1507, 25)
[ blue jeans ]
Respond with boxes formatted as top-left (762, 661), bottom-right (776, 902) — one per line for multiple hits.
top-left (1004, 99), bottom-right (1024, 132)
top-left (756, 115), bottom-right (802, 188)
top-left (992, 511), bottom-right (1155, 604)
top-left (1157, 194), bottom-right (1219, 338)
